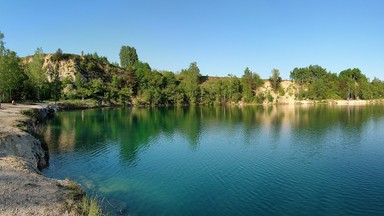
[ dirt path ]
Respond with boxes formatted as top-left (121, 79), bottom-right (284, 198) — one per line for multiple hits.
top-left (0, 103), bottom-right (76, 216)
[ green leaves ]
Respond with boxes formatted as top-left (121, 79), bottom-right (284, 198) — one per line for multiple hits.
top-left (241, 67), bottom-right (263, 102)
top-left (269, 68), bottom-right (281, 92)
top-left (119, 45), bottom-right (138, 68)
top-left (0, 50), bottom-right (27, 101)
top-left (179, 62), bottom-right (201, 104)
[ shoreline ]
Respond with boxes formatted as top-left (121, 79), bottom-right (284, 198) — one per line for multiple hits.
top-left (0, 103), bottom-right (91, 215)
top-left (51, 98), bottom-right (384, 109)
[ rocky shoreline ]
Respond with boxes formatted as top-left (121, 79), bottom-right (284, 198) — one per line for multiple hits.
top-left (0, 103), bottom-right (80, 215)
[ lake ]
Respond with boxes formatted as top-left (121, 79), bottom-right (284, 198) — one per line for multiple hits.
top-left (43, 105), bottom-right (384, 215)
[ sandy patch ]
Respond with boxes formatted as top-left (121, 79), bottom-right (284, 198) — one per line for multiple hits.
top-left (0, 103), bottom-right (76, 215)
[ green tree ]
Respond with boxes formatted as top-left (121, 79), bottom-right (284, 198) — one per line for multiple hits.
top-left (134, 61), bottom-right (152, 89)
top-left (50, 64), bottom-right (62, 103)
top-left (179, 62), bottom-right (201, 104)
top-left (118, 87), bottom-right (133, 104)
top-left (290, 67), bottom-right (310, 85)
top-left (371, 77), bottom-right (384, 98)
top-left (0, 32), bottom-right (5, 57)
top-left (123, 66), bottom-right (138, 94)
top-left (119, 45), bottom-right (138, 68)
top-left (241, 67), bottom-right (263, 102)
top-left (241, 67), bottom-right (254, 102)
top-left (89, 78), bottom-right (105, 99)
top-left (51, 48), bottom-right (63, 61)
top-left (162, 71), bottom-right (178, 104)
top-left (269, 68), bottom-right (282, 92)
top-left (26, 47), bottom-right (47, 101)
top-left (74, 73), bottom-right (88, 100)
top-left (0, 50), bottom-right (27, 101)
top-left (228, 74), bottom-right (241, 102)
top-left (290, 65), bottom-right (331, 99)
top-left (339, 68), bottom-right (368, 99)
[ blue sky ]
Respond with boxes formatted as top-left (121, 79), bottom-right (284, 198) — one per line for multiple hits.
top-left (1, 0), bottom-right (384, 79)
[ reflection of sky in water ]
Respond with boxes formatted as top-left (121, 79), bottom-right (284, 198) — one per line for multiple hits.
top-left (43, 106), bottom-right (384, 215)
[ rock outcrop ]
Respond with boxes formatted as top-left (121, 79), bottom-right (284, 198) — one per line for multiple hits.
top-left (0, 104), bottom-right (80, 215)
top-left (0, 126), bottom-right (48, 170)
top-left (0, 104), bottom-right (50, 170)
top-left (24, 53), bottom-right (123, 83)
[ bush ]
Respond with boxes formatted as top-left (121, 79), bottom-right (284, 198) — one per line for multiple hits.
top-left (255, 93), bottom-right (265, 104)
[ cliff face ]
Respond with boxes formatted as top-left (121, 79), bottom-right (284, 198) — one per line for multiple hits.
top-left (0, 105), bottom-right (51, 169)
top-left (257, 80), bottom-right (297, 104)
top-left (43, 54), bottom-right (79, 82)
top-left (24, 53), bottom-right (123, 83)
top-left (0, 126), bottom-right (48, 170)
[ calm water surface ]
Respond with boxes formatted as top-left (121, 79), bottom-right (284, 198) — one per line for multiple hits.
top-left (43, 106), bottom-right (384, 215)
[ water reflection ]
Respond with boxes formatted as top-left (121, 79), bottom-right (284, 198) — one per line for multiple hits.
top-left (43, 105), bottom-right (384, 165)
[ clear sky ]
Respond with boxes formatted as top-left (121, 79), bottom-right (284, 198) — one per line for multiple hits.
top-left (1, 0), bottom-right (384, 79)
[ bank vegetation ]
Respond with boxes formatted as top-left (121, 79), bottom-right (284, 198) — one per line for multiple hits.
top-left (1, 31), bottom-right (384, 107)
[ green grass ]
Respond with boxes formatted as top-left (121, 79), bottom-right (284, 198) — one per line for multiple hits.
top-left (81, 196), bottom-right (104, 216)
top-left (63, 179), bottom-right (105, 216)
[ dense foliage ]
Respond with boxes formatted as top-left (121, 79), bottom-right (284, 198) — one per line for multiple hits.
top-left (1, 31), bottom-right (384, 105)
top-left (290, 65), bottom-right (384, 100)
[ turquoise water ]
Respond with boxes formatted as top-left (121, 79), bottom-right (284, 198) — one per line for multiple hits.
top-left (43, 106), bottom-right (384, 215)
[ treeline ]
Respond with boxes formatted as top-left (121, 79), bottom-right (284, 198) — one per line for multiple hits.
top-left (1, 31), bottom-right (384, 105)
top-left (290, 65), bottom-right (384, 100)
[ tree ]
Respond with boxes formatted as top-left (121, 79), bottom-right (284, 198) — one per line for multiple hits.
top-left (52, 48), bottom-right (63, 61)
top-left (339, 68), bottom-right (368, 99)
top-left (119, 45), bottom-right (138, 68)
top-left (290, 65), bottom-right (330, 99)
top-left (371, 77), bottom-right (384, 98)
top-left (0, 50), bottom-right (27, 101)
top-left (162, 71), bottom-right (178, 104)
top-left (134, 61), bottom-right (152, 89)
top-left (0, 32), bottom-right (4, 57)
top-left (269, 68), bottom-right (282, 92)
top-left (241, 67), bottom-right (254, 102)
top-left (290, 67), bottom-right (310, 85)
top-left (179, 62), bottom-right (201, 104)
top-left (241, 67), bottom-right (263, 103)
top-left (228, 75), bottom-right (241, 102)
top-left (0, 32), bottom-right (27, 101)
top-left (26, 47), bottom-right (47, 101)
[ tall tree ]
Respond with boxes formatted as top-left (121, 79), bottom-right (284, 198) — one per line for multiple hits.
top-left (269, 68), bottom-right (282, 92)
top-left (0, 50), bottom-right (27, 101)
top-left (161, 71), bottom-right (178, 104)
top-left (241, 67), bottom-right (254, 102)
top-left (0, 32), bottom-right (4, 57)
top-left (241, 67), bottom-right (263, 102)
top-left (26, 47), bottom-right (47, 101)
top-left (339, 68), bottom-right (368, 99)
top-left (119, 45), bottom-right (138, 68)
top-left (179, 62), bottom-right (201, 104)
